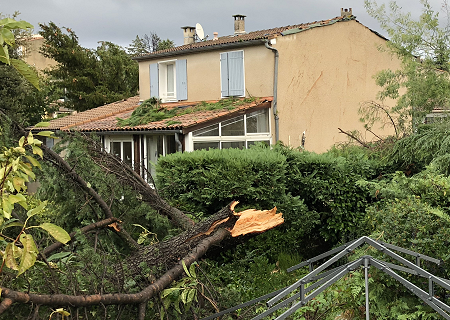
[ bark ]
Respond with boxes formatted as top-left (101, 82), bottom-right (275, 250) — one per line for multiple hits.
top-left (0, 298), bottom-right (13, 314)
top-left (125, 202), bottom-right (238, 278)
top-left (0, 226), bottom-right (231, 312)
top-left (138, 301), bottom-right (147, 320)
top-left (0, 203), bottom-right (283, 314)
top-left (42, 217), bottom-right (123, 256)
top-left (338, 128), bottom-right (370, 148)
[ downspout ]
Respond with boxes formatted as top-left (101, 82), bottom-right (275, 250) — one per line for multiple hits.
top-left (264, 39), bottom-right (279, 142)
top-left (174, 132), bottom-right (183, 152)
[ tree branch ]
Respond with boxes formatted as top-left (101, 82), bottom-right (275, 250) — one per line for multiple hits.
top-left (1, 115), bottom-right (140, 250)
top-left (84, 136), bottom-right (195, 230)
top-left (338, 128), bottom-right (370, 148)
top-left (42, 217), bottom-right (135, 256)
top-left (0, 228), bottom-right (230, 311)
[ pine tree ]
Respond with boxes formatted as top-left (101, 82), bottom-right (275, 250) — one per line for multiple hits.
top-left (39, 22), bottom-right (139, 112)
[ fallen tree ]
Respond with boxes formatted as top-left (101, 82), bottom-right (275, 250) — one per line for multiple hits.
top-left (0, 201), bottom-right (283, 319)
top-left (0, 118), bottom-right (284, 319)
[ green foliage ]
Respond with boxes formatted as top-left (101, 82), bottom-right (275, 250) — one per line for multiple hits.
top-left (367, 197), bottom-right (450, 270)
top-left (36, 133), bottom-right (173, 245)
top-left (39, 22), bottom-right (139, 112)
top-left (157, 146), bottom-right (289, 215)
top-left (0, 63), bottom-right (58, 126)
top-left (126, 32), bottom-right (175, 56)
top-left (384, 121), bottom-right (450, 173)
top-left (0, 16), bottom-right (39, 90)
top-left (364, 0), bottom-right (450, 133)
top-left (161, 261), bottom-right (218, 319)
top-left (0, 128), bottom-right (70, 276)
top-left (361, 198), bottom-right (450, 319)
top-left (158, 39), bottom-right (175, 51)
top-left (157, 144), bottom-right (383, 257)
top-left (278, 145), bottom-right (380, 242)
top-left (117, 97), bottom-right (256, 127)
top-left (0, 14), bottom-right (54, 126)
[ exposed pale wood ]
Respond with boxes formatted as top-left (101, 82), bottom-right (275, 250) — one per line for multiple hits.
top-left (230, 207), bottom-right (284, 237)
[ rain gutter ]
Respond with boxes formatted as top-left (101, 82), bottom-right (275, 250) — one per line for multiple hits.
top-left (78, 129), bottom-right (183, 135)
top-left (264, 39), bottom-right (279, 142)
top-left (174, 132), bottom-right (183, 152)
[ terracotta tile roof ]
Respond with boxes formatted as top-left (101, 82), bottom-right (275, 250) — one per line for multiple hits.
top-left (135, 16), bottom-right (356, 60)
top-left (32, 96), bottom-right (141, 131)
top-left (36, 97), bottom-right (273, 135)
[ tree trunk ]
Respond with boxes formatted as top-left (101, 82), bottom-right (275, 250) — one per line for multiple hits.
top-left (0, 203), bottom-right (284, 314)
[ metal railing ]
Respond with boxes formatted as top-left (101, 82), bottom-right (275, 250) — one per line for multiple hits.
top-left (201, 236), bottom-right (450, 320)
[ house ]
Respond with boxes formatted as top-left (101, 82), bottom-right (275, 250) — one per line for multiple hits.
top-left (34, 9), bottom-right (401, 177)
top-left (20, 35), bottom-right (57, 73)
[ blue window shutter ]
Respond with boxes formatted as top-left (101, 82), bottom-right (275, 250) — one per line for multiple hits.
top-left (149, 63), bottom-right (159, 98)
top-left (228, 51), bottom-right (244, 96)
top-left (220, 52), bottom-right (229, 97)
top-left (176, 59), bottom-right (187, 101)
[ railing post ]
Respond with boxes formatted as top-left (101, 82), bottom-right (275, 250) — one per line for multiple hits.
top-left (364, 257), bottom-right (370, 320)
top-left (300, 282), bottom-right (305, 303)
top-left (429, 276), bottom-right (434, 298)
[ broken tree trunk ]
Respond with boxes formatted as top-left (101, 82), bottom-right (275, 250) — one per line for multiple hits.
top-left (0, 202), bottom-right (284, 314)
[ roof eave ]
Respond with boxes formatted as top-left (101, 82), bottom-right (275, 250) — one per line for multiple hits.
top-left (133, 39), bottom-right (266, 62)
top-left (75, 129), bottom-right (184, 134)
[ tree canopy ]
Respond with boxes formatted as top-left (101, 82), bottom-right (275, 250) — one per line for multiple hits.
top-left (0, 14), bottom-right (55, 126)
top-left (39, 22), bottom-right (139, 112)
top-left (126, 32), bottom-right (175, 56)
top-left (362, 0), bottom-right (450, 134)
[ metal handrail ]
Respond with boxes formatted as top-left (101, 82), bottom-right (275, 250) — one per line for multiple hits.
top-left (201, 236), bottom-right (450, 320)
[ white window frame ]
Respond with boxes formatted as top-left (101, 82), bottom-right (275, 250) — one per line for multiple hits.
top-left (158, 60), bottom-right (177, 103)
top-left (142, 134), bottom-right (178, 182)
top-left (104, 135), bottom-right (134, 167)
top-left (186, 109), bottom-right (272, 152)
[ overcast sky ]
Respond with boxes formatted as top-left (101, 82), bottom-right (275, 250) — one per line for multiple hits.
top-left (1, 0), bottom-right (447, 50)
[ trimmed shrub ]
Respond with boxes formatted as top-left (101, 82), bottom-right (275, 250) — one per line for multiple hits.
top-left (157, 147), bottom-right (319, 256)
top-left (157, 147), bottom-right (289, 216)
top-left (277, 146), bottom-right (380, 241)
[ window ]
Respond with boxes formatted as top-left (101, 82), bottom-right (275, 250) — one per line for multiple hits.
top-left (150, 59), bottom-right (187, 102)
top-left (220, 51), bottom-right (244, 97)
top-left (109, 140), bottom-right (133, 167)
top-left (146, 135), bottom-right (177, 179)
top-left (424, 112), bottom-right (448, 124)
top-left (191, 108), bottom-right (270, 151)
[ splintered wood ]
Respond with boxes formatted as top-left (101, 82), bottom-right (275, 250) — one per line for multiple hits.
top-left (230, 207), bottom-right (284, 237)
top-left (195, 202), bottom-right (283, 239)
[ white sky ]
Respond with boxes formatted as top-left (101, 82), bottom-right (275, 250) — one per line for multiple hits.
top-left (1, 0), bottom-right (447, 49)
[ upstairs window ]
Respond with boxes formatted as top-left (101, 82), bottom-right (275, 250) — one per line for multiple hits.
top-left (220, 51), bottom-right (244, 97)
top-left (150, 59), bottom-right (187, 102)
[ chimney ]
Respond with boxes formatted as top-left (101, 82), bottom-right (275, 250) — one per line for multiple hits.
top-left (341, 8), bottom-right (353, 17)
top-left (181, 26), bottom-right (196, 45)
top-left (213, 32), bottom-right (219, 40)
top-left (233, 14), bottom-right (246, 35)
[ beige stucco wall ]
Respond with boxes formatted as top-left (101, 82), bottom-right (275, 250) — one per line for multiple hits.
top-left (274, 20), bottom-right (401, 153)
top-left (23, 37), bottom-right (57, 73)
top-left (138, 45), bottom-right (274, 102)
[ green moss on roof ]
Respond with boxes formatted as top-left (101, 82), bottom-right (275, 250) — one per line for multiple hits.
top-left (117, 97), bottom-right (256, 127)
